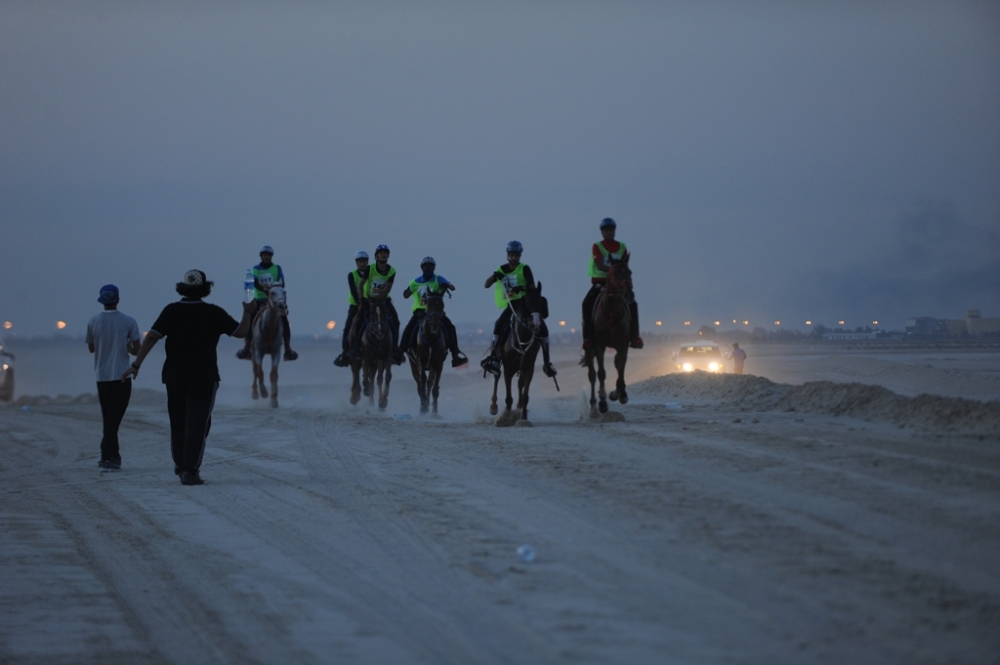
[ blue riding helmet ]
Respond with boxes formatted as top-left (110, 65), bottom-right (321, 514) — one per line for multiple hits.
top-left (260, 244), bottom-right (275, 254)
top-left (354, 250), bottom-right (369, 260)
top-left (375, 244), bottom-right (390, 254)
top-left (599, 218), bottom-right (616, 229)
top-left (420, 256), bottom-right (436, 266)
top-left (506, 240), bottom-right (523, 254)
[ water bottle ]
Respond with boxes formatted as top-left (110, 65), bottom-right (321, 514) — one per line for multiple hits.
top-left (243, 269), bottom-right (255, 303)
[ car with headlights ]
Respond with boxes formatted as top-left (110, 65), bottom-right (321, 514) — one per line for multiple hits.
top-left (671, 341), bottom-right (725, 373)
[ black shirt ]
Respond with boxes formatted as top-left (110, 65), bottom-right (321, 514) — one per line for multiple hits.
top-left (150, 299), bottom-right (239, 384)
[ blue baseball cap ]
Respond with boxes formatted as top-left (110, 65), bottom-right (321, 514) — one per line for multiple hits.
top-left (97, 284), bottom-right (120, 304)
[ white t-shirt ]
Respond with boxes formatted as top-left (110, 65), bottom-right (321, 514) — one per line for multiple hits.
top-left (86, 310), bottom-right (140, 382)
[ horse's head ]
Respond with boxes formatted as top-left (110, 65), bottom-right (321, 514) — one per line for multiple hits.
top-left (422, 295), bottom-right (444, 334)
top-left (267, 286), bottom-right (289, 316)
top-left (513, 283), bottom-right (544, 333)
top-left (606, 260), bottom-right (634, 305)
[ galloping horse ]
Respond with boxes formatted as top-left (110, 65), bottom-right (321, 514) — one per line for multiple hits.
top-left (582, 260), bottom-right (634, 417)
top-left (251, 286), bottom-right (287, 408)
top-left (406, 294), bottom-right (448, 415)
top-left (490, 283), bottom-right (546, 426)
top-left (350, 295), bottom-right (394, 410)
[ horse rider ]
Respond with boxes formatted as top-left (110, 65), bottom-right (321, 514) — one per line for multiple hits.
top-left (399, 256), bottom-right (469, 368)
top-left (481, 240), bottom-right (556, 379)
top-left (348, 244), bottom-right (404, 365)
top-left (237, 245), bottom-right (298, 361)
top-left (333, 250), bottom-right (371, 367)
top-left (581, 218), bottom-right (643, 351)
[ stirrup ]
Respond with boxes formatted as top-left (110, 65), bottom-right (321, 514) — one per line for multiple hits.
top-left (236, 348), bottom-right (252, 360)
top-left (451, 352), bottom-right (468, 368)
top-left (333, 353), bottom-right (349, 367)
top-left (630, 337), bottom-right (644, 349)
top-left (283, 349), bottom-right (298, 361)
top-left (543, 362), bottom-right (557, 378)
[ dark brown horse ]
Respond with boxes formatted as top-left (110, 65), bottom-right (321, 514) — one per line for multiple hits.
top-left (350, 295), bottom-right (393, 410)
top-left (582, 261), bottom-right (634, 417)
top-left (490, 283), bottom-right (546, 427)
top-left (407, 295), bottom-right (448, 415)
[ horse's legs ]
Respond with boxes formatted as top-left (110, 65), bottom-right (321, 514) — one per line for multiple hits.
top-left (587, 352), bottom-right (600, 417)
top-left (490, 374), bottom-right (500, 416)
top-left (609, 347), bottom-right (628, 404)
top-left (350, 362), bottom-right (362, 405)
top-left (518, 367), bottom-right (533, 423)
top-left (269, 359), bottom-right (279, 408)
top-left (430, 366), bottom-right (440, 415)
top-left (378, 360), bottom-right (391, 410)
top-left (596, 349), bottom-right (608, 413)
top-left (252, 361), bottom-right (261, 400)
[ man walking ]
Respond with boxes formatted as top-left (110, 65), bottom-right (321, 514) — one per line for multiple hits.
top-left (729, 342), bottom-right (747, 374)
top-left (86, 284), bottom-right (141, 471)
top-left (122, 270), bottom-right (253, 486)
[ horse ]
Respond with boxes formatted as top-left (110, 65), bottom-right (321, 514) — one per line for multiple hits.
top-left (350, 295), bottom-right (394, 410)
top-left (489, 283), bottom-right (546, 427)
top-left (582, 260), bottom-right (634, 417)
top-left (406, 294), bottom-right (448, 415)
top-left (251, 286), bottom-right (287, 408)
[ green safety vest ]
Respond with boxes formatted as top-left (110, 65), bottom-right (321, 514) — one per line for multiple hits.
top-left (494, 263), bottom-right (527, 309)
top-left (252, 264), bottom-right (283, 300)
top-left (408, 275), bottom-right (445, 312)
top-left (364, 265), bottom-right (396, 300)
top-left (347, 268), bottom-right (369, 306)
top-left (588, 241), bottom-right (628, 279)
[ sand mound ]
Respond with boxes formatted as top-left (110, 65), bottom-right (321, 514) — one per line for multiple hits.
top-left (632, 372), bottom-right (1000, 435)
top-left (9, 393), bottom-right (99, 406)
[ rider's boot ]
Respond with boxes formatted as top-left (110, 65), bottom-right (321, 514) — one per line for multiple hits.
top-left (236, 337), bottom-right (252, 360)
top-left (630, 337), bottom-right (644, 349)
top-left (333, 352), bottom-right (349, 367)
top-left (480, 335), bottom-right (501, 377)
top-left (282, 317), bottom-right (298, 360)
top-left (450, 341), bottom-right (468, 368)
top-left (541, 339), bottom-right (557, 378)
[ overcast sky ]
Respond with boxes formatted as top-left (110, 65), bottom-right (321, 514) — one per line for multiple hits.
top-left (2, 1), bottom-right (998, 337)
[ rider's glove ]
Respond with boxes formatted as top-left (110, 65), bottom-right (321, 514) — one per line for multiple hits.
top-left (494, 270), bottom-right (505, 281)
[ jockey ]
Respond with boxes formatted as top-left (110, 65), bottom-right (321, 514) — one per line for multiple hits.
top-left (399, 256), bottom-right (469, 368)
top-left (481, 240), bottom-right (556, 379)
top-left (581, 218), bottom-right (643, 350)
top-left (333, 250), bottom-right (370, 368)
top-left (348, 244), bottom-right (403, 365)
top-left (237, 245), bottom-right (298, 361)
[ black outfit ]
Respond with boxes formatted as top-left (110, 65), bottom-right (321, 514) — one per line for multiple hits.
top-left (151, 299), bottom-right (239, 477)
top-left (341, 269), bottom-right (368, 353)
top-left (400, 310), bottom-right (461, 355)
top-left (97, 380), bottom-right (132, 463)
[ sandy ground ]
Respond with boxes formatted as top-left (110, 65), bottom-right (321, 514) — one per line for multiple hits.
top-left (1, 340), bottom-right (998, 664)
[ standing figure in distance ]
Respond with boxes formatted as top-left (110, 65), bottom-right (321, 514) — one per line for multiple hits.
top-left (399, 256), bottom-right (468, 367)
top-left (86, 284), bottom-right (141, 471)
top-left (237, 245), bottom-right (298, 362)
top-left (334, 250), bottom-right (371, 367)
top-left (581, 217), bottom-right (643, 351)
top-left (729, 342), bottom-right (747, 374)
top-left (122, 270), bottom-right (254, 486)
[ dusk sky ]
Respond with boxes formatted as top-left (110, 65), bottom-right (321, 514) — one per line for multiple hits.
top-left (2, 2), bottom-right (998, 337)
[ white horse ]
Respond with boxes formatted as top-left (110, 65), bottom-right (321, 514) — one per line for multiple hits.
top-left (251, 286), bottom-right (287, 408)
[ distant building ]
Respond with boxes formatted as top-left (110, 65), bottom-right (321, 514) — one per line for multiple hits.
top-left (906, 309), bottom-right (1000, 337)
top-left (823, 331), bottom-right (877, 341)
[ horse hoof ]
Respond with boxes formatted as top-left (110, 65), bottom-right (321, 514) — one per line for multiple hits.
top-left (379, 399), bottom-right (388, 410)
top-left (609, 390), bottom-right (619, 402)
top-left (252, 390), bottom-right (259, 400)
top-left (270, 398), bottom-right (278, 408)
top-left (260, 387), bottom-right (269, 398)
top-left (599, 401), bottom-right (608, 413)
top-left (420, 405), bottom-right (428, 414)
top-left (350, 394), bottom-right (360, 405)
top-left (589, 408), bottom-right (600, 419)
top-left (619, 393), bottom-right (628, 405)
top-left (489, 404), bottom-right (498, 416)
top-left (515, 420), bottom-right (533, 428)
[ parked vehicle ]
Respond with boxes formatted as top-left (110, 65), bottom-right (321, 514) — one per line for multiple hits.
top-left (672, 341), bottom-right (725, 373)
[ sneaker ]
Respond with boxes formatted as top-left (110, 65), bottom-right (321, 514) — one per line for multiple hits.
top-left (451, 352), bottom-right (468, 368)
top-left (630, 337), bottom-right (644, 349)
top-left (283, 349), bottom-right (299, 361)
top-left (180, 471), bottom-right (204, 486)
top-left (543, 362), bottom-right (557, 378)
top-left (333, 353), bottom-right (349, 367)
top-left (98, 459), bottom-right (113, 471)
top-left (236, 348), bottom-right (252, 360)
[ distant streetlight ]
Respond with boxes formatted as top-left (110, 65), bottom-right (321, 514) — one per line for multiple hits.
top-left (559, 320), bottom-right (566, 326)
top-left (714, 321), bottom-right (720, 326)
top-left (684, 321), bottom-right (691, 326)
top-left (655, 321), bottom-right (662, 326)
top-left (56, 321), bottom-right (67, 330)
top-left (872, 320), bottom-right (878, 326)
top-left (326, 321), bottom-right (336, 330)
top-left (806, 320), bottom-right (812, 326)
top-left (774, 321), bottom-right (781, 326)
top-left (743, 320), bottom-right (749, 326)
top-left (3, 321), bottom-right (11, 330)
top-left (838, 320), bottom-right (845, 326)
top-left (570, 328), bottom-right (576, 334)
